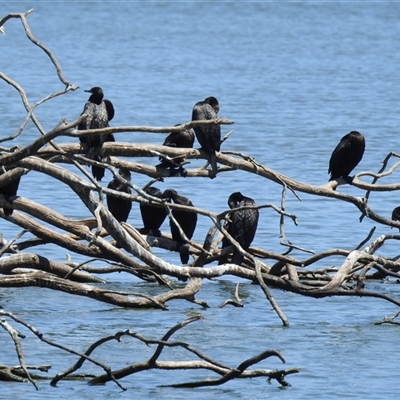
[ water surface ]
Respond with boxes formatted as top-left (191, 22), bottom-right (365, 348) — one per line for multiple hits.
top-left (1, 1), bottom-right (400, 398)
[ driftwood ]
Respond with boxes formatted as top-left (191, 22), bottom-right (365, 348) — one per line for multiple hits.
top-left (1, 8), bottom-right (400, 392)
top-left (0, 312), bottom-right (299, 389)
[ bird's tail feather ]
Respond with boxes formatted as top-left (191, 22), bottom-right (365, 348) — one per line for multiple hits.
top-left (231, 250), bottom-right (244, 266)
top-left (179, 243), bottom-right (190, 264)
top-left (92, 164), bottom-right (105, 181)
top-left (2, 207), bottom-right (13, 216)
top-left (209, 151), bottom-right (218, 179)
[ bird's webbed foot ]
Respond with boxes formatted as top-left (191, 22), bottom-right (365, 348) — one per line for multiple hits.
top-left (168, 166), bottom-right (187, 177)
top-left (344, 175), bottom-right (354, 184)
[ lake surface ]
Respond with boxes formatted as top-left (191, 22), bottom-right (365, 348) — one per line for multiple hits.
top-left (1, 1), bottom-right (400, 398)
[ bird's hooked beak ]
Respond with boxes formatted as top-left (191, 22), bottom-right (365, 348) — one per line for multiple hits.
top-left (84, 89), bottom-right (92, 93)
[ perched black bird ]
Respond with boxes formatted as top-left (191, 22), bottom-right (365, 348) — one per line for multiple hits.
top-left (328, 131), bottom-right (365, 183)
top-left (78, 87), bottom-right (115, 181)
top-left (157, 125), bottom-right (195, 176)
top-left (391, 206), bottom-right (400, 232)
top-left (204, 96), bottom-right (220, 114)
top-left (139, 187), bottom-right (168, 236)
top-left (191, 96), bottom-right (221, 178)
top-left (163, 189), bottom-right (197, 264)
top-left (163, 126), bottom-right (195, 150)
top-left (219, 192), bottom-right (259, 266)
top-left (0, 168), bottom-right (21, 216)
top-left (392, 206), bottom-right (400, 222)
top-left (106, 168), bottom-right (132, 222)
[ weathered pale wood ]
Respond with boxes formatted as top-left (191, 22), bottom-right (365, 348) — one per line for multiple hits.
top-left (3, 7), bottom-right (400, 391)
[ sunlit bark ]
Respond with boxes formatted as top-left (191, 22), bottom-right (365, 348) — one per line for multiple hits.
top-left (2, 8), bottom-right (400, 391)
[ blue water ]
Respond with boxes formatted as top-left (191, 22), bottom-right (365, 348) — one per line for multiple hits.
top-left (2, 1), bottom-right (400, 398)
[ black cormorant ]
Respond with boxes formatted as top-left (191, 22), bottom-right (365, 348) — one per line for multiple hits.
top-left (139, 187), bottom-right (168, 236)
top-left (328, 131), bottom-right (365, 183)
top-left (163, 188), bottom-right (197, 264)
top-left (163, 126), bottom-right (195, 149)
top-left (106, 168), bottom-right (132, 222)
top-left (391, 206), bottom-right (400, 232)
top-left (219, 192), bottom-right (259, 266)
top-left (157, 125), bottom-right (194, 176)
top-left (204, 96), bottom-right (220, 114)
top-left (392, 206), bottom-right (400, 222)
top-left (191, 96), bottom-right (221, 178)
top-left (0, 168), bottom-right (20, 216)
top-left (78, 87), bottom-right (115, 181)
